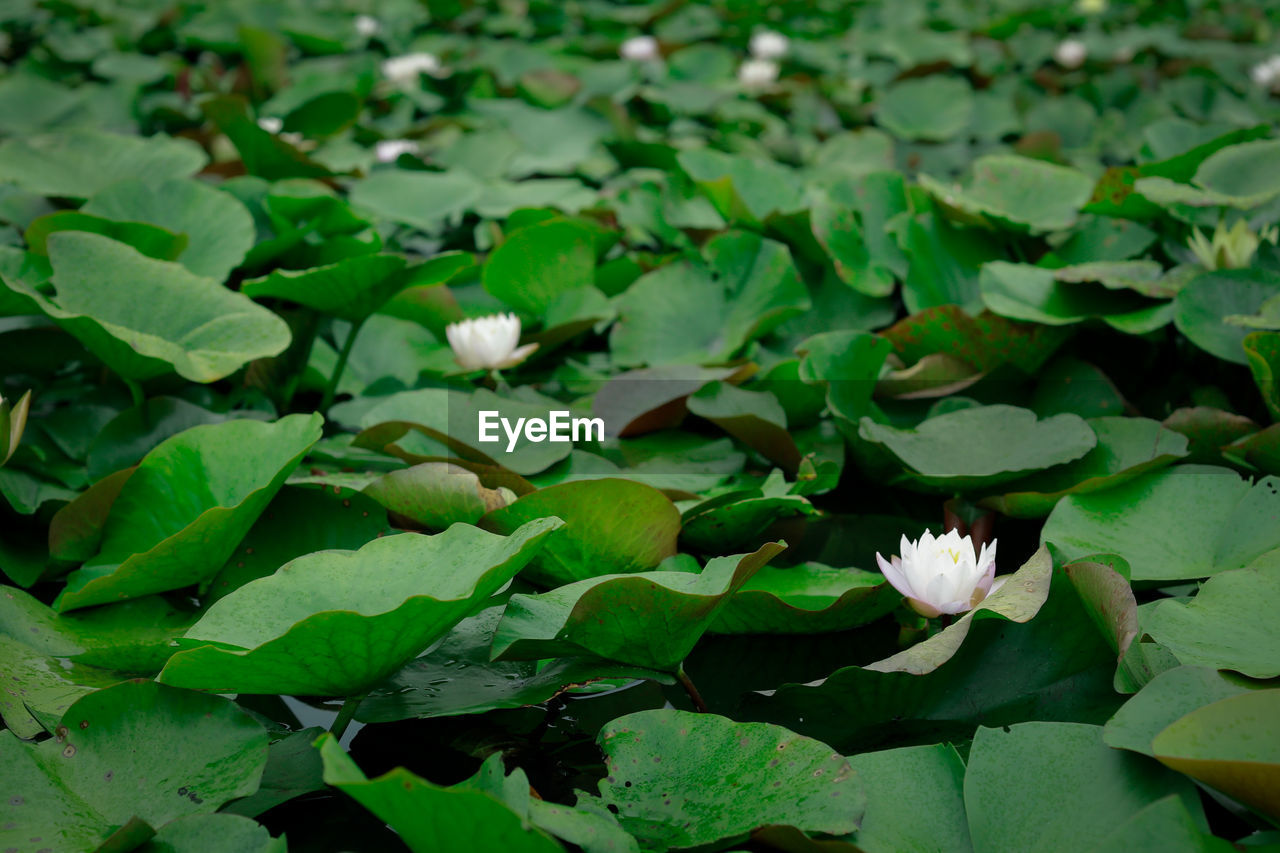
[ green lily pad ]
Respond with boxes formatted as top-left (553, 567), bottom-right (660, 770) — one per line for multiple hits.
top-left (364, 462), bottom-right (508, 531)
top-left (1244, 332), bottom-right (1280, 422)
top-left (842, 744), bottom-right (970, 853)
top-left (981, 261), bottom-right (1173, 333)
top-left (590, 365), bottom-right (744, 439)
top-left (593, 709), bottom-right (864, 850)
top-left (136, 814), bottom-right (287, 853)
top-left (920, 155), bottom-right (1095, 232)
top-left (206, 484), bottom-right (390, 603)
top-left (857, 405), bottom-right (1097, 490)
top-left (357, 606), bottom-right (666, 723)
top-left (676, 148), bottom-right (805, 226)
top-left (56, 414), bottom-right (323, 612)
top-left (82, 178), bottom-right (256, 282)
top-left (158, 519), bottom-right (562, 696)
top-left (1188, 138), bottom-right (1280, 208)
top-left (483, 218), bottom-right (598, 315)
top-left (1040, 465), bottom-right (1280, 582)
top-left (315, 734), bottom-right (564, 853)
top-left (241, 253), bottom-right (410, 323)
top-left (348, 169), bottom-right (486, 232)
top-left (964, 722), bottom-right (1205, 853)
top-left (1151, 690), bottom-right (1280, 821)
top-left (0, 681), bottom-right (267, 852)
top-left (1105, 666), bottom-right (1270, 758)
top-left (610, 230), bottom-right (809, 366)
top-left (479, 478), bottom-right (680, 586)
top-left (981, 418), bottom-right (1190, 518)
top-left (219, 727), bottom-right (327, 820)
top-left (709, 563), bottom-right (895, 635)
top-left (493, 542), bottom-right (785, 671)
top-left (1141, 561), bottom-right (1280, 678)
top-left (0, 130), bottom-right (206, 198)
top-left (686, 382), bottom-right (800, 473)
top-left (0, 634), bottom-right (126, 738)
top-left (2, 231), bottom-right (291, 383)
top-left (24, 211), bottom-right (188, 261)
top-left (1174, 270), bottom-right (1280, 366)
top-left (876, 77), bottom-right (973, 142)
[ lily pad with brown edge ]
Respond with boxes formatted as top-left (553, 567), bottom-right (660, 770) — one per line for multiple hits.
top-left (364, 461), bottom-right (510, 531)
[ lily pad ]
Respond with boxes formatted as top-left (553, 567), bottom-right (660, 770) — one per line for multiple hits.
top-left (964, 722), bottom-right (1205, 853)
top-left (483, 218), bottom-right (598, 315)
top-left (0, 130), bottom-right (206, 198)
top-left (1174, 270), bottom-right (1280, 366)
top-left (492, 542), bottom-right (785, 671)
top-left (158, 519), bottom-right (562, 696)
top-left (1040, 465), bottom-right (1280, 582)
top-left (858, 405), bottom-right (1097, 490)
top-left (357, 606), bottom-right (666, 723)
top-left (981, 418), bottom-right (1190, 518)
top-left (364, 462), bottom-right (508, 531)
top-left (479, 478), bottom-right (680, 586)
top-left (241, 253), bottom-right (410, 323)
top-left (876, 77), bottom-right (973, 142)
top-left (3, 231), bottom-right (291, 383)
top-left (0, 681), bottom-right (267, 852)
top-left (1141, 561), bottom-right (1280, 678)
top-left (592, 709), bottom-right (864, 851)
top-left (842, 744), bottom-right (970, 853)
top-left (920, 155), bottom-right (1095, 232)
top-left (708, 563), bottom-right (896, 635)
top-left (56, 415), bottom-right (323, 611)
top-left (1150, 690), bottom-right (1280, 821)
top-left (316, 734), bottom-right (564, 853)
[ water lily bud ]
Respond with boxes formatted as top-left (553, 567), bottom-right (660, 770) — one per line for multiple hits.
top-left (375, 139), bottom-right (421, 163)
top-left (355, 15), bottom-right (380, 37)
top-left (738, 58), bottom-right (780, 88)
top-left (257, 116), bottom-right (284, 134)
top-left (0, 390), bottom-right (31, 467)
top-left (381, 52), bottom-right (443, 85)
top-left (749, 30), bottom-right (789, 60)
top-left (445, 313), bottom-right (539, 371)
top-left (620, 35), bottom-right (659, 62)
top-left (1054, 38), bottom-right (1087, 69)
top-left (875, 529), bottom-right (1000, 619)
top-left (1252, 56), bottom-right (1280, 90)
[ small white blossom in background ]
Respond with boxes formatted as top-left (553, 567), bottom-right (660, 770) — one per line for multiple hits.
top-left (375, 139), bottom-right (421, 163)
top-left (738, 58), bottom-right (779, 88)
top-left (382, 52), bottom-right (443, 85)
top-left (257, 116), bottom-right (283, 134)
top-left (354, 15), bottom-right (380, 38)
top-left (1054, 38), bottom-right (1088, 69)
top-left (1077, 0), bottom-right (1107, 14)
top-left (749, 29), bottom-right (789, 60)
top-left (1251, 55), bottom-right (1280, 90)
top-left (876, 529), bottom-right (1001, 619)
top-left (446, 313), bottom-right (538, 371)
top-left (1113, 45), bottom-right (1136, 63)
top-left (619, 35), bottom-right (659, 61)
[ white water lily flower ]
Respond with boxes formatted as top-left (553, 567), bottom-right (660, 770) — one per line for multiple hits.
top-left (382, 52), bottom-right (442, 85)
top-left (1054, 38), bottom-right (1087, 69)
top-left (354, 15), bottom-right (380, 37)
top-left (1077, 0), bottom-right (1107, 13)
top-left (876, 529), bottom-right (999, 619)
top-left (446, 313), bottom-right (538, 371)
top-left (738, 58), bottom-right (779, 88)
top-left (1251, 55), bottom-right (1280, 89)
top-left (749, 30), bottom-right (789, 60)
top-left (1188, 220), bottom-right (1279, 270)
top-left (620, 35), bottom-right (659, 61)
top-left (257, 116), bottom-right (283, 134)
top-left (375, 139), bottom-right (421, 163)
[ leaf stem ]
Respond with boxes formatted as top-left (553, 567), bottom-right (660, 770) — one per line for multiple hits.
top-left (330, 693), bottom-right (365, 740)
top-left (125, 379), bottom-right (149, 428)
top-left (321, 319), bottom-right (364, 413)
top-left (675, 665), bottom-right (708, 713)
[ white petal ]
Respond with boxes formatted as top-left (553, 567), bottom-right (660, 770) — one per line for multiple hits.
top-left (876, 552), bottom-right (915, 600)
